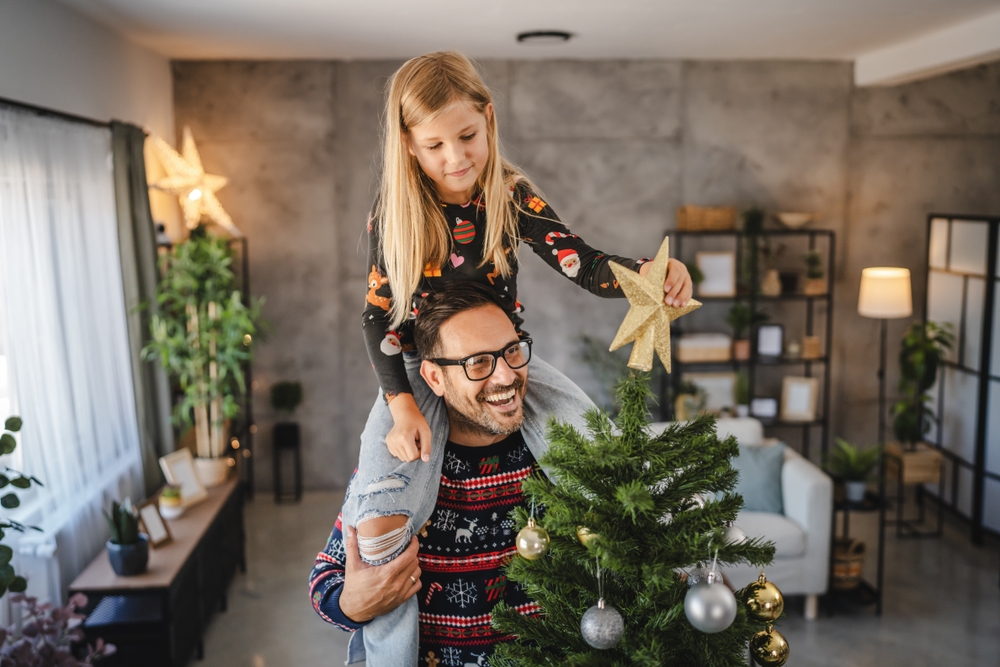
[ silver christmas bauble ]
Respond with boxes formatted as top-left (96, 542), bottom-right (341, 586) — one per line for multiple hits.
top-left (686, 562), bottom-right (711, 588)
top-left (580, 599), bottom-right (624, 649)
top-left (684, 580), bottom-right (737, 633)
top-left (516, 518), bottom-right (550, 560)
top-left (724, 525), bottom-right (747, 545)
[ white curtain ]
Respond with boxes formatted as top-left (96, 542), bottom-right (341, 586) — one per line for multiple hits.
top-left (0, 105), bottom-right (144, 597)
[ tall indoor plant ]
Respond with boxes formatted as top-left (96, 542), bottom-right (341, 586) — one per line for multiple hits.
top-left (891, 321), bottom-right (953, 450)
top-left (144, 226), bottom-right (263, 485)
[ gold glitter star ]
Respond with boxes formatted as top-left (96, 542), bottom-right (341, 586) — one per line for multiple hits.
top-left (149, 126), bottom-right (242, 237)
top-left (609, 238), bottom-right (701, 373)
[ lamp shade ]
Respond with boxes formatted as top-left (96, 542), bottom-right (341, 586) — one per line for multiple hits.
top-left (858, 267), bottom-right (912, 319)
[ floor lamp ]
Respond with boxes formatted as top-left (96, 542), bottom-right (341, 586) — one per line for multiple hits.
top-left (857, 267), bottom-right (912, 615)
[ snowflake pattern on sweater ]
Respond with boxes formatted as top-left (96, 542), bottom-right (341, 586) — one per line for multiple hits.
top-left (418, 433), bottom-right (539, 666)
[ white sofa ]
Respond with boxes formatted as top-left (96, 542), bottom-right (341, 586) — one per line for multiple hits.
top-left (650, 418), bottom-right (833, 619)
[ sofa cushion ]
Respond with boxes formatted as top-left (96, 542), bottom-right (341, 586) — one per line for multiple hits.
top-left (732, 443), bottom-right (785, 513)
top-left (734, 511), bottom-right (806, 558)
top-left (714, 418), bottom-right (765, 446)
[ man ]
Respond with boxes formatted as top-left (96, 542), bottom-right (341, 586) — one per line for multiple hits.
top-left (310, 283), bottom-right (589, 666)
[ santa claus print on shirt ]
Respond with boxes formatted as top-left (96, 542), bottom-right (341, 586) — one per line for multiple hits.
top-left (380, 331), bottom-right (403, 356)
top-left (554, 248), bottom-right (580, 278)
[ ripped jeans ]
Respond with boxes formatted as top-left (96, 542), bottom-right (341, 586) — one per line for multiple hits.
top-left (339, 352), bottom-right (596, 666)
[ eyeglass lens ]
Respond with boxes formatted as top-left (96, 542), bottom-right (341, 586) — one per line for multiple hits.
top-left (465, 341), bottom-right (530, 381)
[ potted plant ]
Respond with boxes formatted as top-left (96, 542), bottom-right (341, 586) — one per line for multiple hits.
top-left (734, 371), bottom-right (750, 418)
top-left (144, 225), bottom-right (264, 487)
top-left (802, 251), bottom-right (826, 296)
top-left (4, 592), bottom-right (115, 664)
top-left (737, 206), bottom-right (765, 296)
top-left (271, 380), bottom-right (304, 457)
top-left (103, 498), bottom-right (148, 576)
top-left (827, 438), bottom-right (881, 503)
top-left (673, 379), bottom-right (706, 421)
top-left (892, 321), bottom-right (954, 450)
top-left (758, 240), bottom-right (784, 297)
top-left (159, 484), bottom-right (183, 520)
top-left (726, 302), bottom-right (768, 361)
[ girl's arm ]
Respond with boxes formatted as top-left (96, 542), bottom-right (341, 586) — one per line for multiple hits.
top-left (517, 188), bottom-right (691, 305)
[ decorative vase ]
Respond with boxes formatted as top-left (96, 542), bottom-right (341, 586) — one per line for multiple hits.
top-left (733, 339), bottom-right (751, 361)
top-left (107, 535), bottom-right (149, 576)
top-left (803, 277), bottom-right (826, 296)
top-left (760, 269), bottom-right (782, 297)
top-left (194, 456), bottom-right (230, 488)
top-left (844, 480), bottom-right (866, 503)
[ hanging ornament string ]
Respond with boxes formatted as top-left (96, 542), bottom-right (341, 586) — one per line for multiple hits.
top-left (581, 557), bottom-right (623, 650)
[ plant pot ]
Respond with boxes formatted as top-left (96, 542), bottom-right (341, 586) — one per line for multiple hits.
top-left (194, 456), bottom-right (231, 488)
top-left (844, 480), bottom-right (867, 503)
top-left (885, 442), bottom-right (943, 485)
top-left (832, 537), bottom-right (865, 590)
top-left (159, 501), bottom-right (184, 520)
top-left (760, 269), bottom-right (782, 297)
top-left (107, 535), bottom-right (149, 576)
top-left (733, 339), bottom-right (751, 361)
top-left (802, 277), bottom-right (826, 296)
top-left (736, 404), bottom-right (749, 418)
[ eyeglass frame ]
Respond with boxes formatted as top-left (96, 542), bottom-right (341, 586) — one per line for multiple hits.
top-left (429, 338), bottom-right (532, 381)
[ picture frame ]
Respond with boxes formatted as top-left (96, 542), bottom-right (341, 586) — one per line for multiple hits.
top-left (751, 397), bottom-right (778, 420)
top-left (756, 324), bottom-right (784, 358)
top-left (781, 376), bottom-right (819, 422)
top-left (695, 252), bottom-right (736, 297)
top-left (683, 372), bottom-right (736, 414)
top-left (159, 449), bottom-right (208, 507)
top-left (137, 498), bottom-right (172, 548)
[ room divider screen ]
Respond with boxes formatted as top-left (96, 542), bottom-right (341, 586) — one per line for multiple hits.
top-left (924, 214), bottom-right (1000, 544)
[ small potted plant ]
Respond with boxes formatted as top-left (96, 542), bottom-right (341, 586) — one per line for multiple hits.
top-left (892, 321), bottom-right (954, 450)
top-left (802, 251), bottom-right (826, 296)
top-left (734, 371), bottom-right (750, 418)
top-left (103, 498), bottom-right (148, 576)
top-left (673, 379), bottom-right (706, 421)
top-left (159, 484), bottom-right (183, 520)
top-left (726, 302), bottom-right (768, 361)
top-left (827, 438), bottom-right (881, 503)
top-left (758, 240), bottom-right (784, 297)
top-left (271, 380), bottom-right (304, 453)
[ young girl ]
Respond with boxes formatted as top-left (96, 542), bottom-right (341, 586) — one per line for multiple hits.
top-left (337, 51), bottom-right (691, 663)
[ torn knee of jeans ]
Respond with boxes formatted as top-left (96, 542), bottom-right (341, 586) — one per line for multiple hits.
top-left (356, 510), bottom-right (413, 566)
top-left (359, 473), bottom-right (410, 499)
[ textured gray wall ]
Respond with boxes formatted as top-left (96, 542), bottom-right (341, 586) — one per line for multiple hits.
top-left (171, 59), bottom-right (1000, 490)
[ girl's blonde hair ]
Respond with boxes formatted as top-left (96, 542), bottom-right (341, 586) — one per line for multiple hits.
top-left (377, 51), bottom-right (530, 329)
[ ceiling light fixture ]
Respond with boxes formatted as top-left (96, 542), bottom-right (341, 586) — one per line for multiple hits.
top-left (517, 30), bottom-right (572, 45)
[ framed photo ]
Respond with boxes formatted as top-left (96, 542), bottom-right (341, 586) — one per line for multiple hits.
top-left (137, 498), bottom-right (172, 548)
top-left (781, 376), bottom-right (819, 422)
top-left (683, 372), bottom-right (736, 414)
top-left (159, 449), bottom-right (208, 507)
top-left (695, 252), bottom-right (736, 297)
top-left (751, 397), bottom-right (778, 420)
top-left (757, 324), bottom-right (784, 358)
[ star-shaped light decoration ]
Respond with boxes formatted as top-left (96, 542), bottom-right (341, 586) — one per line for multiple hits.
top-left (149, 126), bottom-right (242, 237)
top-left (609, 238), bottom-right (701, 373)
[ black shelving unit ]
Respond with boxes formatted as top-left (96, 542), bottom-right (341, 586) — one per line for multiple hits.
top-left (666, 229), bottom-right (835, 461)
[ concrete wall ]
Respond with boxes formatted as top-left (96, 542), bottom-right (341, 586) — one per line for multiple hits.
top-left (171, 58), bottom-right (1000, 490)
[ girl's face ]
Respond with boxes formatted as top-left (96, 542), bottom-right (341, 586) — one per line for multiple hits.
top-left (406, 99), bottom-right (492, 205)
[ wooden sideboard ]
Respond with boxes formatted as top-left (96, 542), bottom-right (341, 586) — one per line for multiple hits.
top-left (70, 478), bottom-right (245, 666)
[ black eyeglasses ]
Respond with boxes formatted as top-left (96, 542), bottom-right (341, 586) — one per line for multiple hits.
top-left (431, 338), bottom-right (532, 381)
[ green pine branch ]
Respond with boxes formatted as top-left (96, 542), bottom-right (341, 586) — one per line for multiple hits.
top-left (493, 372), bottom-right (777, 666)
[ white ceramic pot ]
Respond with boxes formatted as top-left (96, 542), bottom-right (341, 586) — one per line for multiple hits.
top-left (845, 480), bottom-right (867, 503)
top-left (194, 457), bottom-right (231, 488)
top-left (736, 405), bottom-right (750, 418)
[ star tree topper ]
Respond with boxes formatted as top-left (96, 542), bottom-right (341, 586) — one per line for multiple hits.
top-left (149, 126), bottom-right (242, 237)
top-left (609, 238), bottom-right (701, 373)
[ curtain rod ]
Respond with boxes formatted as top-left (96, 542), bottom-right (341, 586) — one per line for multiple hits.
top-left (0, 96), bottom-right (110, 129)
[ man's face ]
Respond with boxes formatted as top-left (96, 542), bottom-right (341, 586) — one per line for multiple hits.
top-left (426, 305), bottom-right (528, 438)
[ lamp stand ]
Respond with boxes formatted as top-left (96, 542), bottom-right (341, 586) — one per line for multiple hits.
top-left (876, 317), bottom-right (887, 615)
top-left (878, 318), bottom-right (887, 446)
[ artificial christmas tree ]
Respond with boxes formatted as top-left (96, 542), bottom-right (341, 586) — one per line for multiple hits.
top-left (493, 373), bottom-right (781, 666)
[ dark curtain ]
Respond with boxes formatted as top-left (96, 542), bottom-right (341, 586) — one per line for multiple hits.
top-left (111, 121), bottom-right (175, 494)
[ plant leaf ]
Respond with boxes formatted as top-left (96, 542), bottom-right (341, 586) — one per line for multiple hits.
top-left (0, 493), bottom-right (19, 509)
top-left (0, 546), bottom-right (11, 566)
top-left (4, 417), bottom-right (21, 432)
top-left (10, 477), bottom-right (30, 489)
top-left (0, 434), bottom-right (15, 455)
top-left (9, 576), bottom-right (26, 593)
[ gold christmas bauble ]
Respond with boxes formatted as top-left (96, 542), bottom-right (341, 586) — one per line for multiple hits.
top-left (742, 572), bottom-right (785, 621)
top-left (576, 526), bottom-right (598, 547)
top-left (750, 626), bottom-right (789, 666)
top-left (516, 518), bottom-right (550, 560)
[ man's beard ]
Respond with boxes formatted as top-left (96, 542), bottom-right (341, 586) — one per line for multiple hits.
top-left (444, 376), bottom-right (526, 437)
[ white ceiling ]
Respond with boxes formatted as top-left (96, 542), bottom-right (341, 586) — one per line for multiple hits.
top-left (56, 0), bottom-right (1000, 62)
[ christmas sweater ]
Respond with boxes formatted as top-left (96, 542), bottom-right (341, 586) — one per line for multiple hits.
top-left (308, 432), bottom-right (540, 667)
top-left (363, 183), bottom-right (645, 401)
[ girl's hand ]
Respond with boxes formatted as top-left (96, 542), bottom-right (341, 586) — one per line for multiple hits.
top-left (639, 258), bottom-right (693, 307)
top-left (386, 393), bottom-right (433, 462)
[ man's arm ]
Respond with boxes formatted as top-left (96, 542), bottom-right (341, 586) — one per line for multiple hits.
top-left (309, 515), bottom-right (423, 630)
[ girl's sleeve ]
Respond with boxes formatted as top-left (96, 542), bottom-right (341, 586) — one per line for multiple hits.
top-left (362, 212), bottom-right (413, 402)
top-left (517, 187), bottom-right (646, 297)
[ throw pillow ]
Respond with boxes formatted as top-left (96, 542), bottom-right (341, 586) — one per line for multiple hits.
top-left (732, 443), bottom-right (785, 514)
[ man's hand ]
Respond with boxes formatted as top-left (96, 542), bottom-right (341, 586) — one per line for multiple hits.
top-left (386, 394), bottom-right (433, 462)
top-left (339, 526), bottom-right (422, 623)
top-left (639, 257), bottom-right (693, 307)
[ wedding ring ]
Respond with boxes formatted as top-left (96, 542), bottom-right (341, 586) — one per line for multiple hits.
top-left (409, 575), bottom-right (417, 584)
